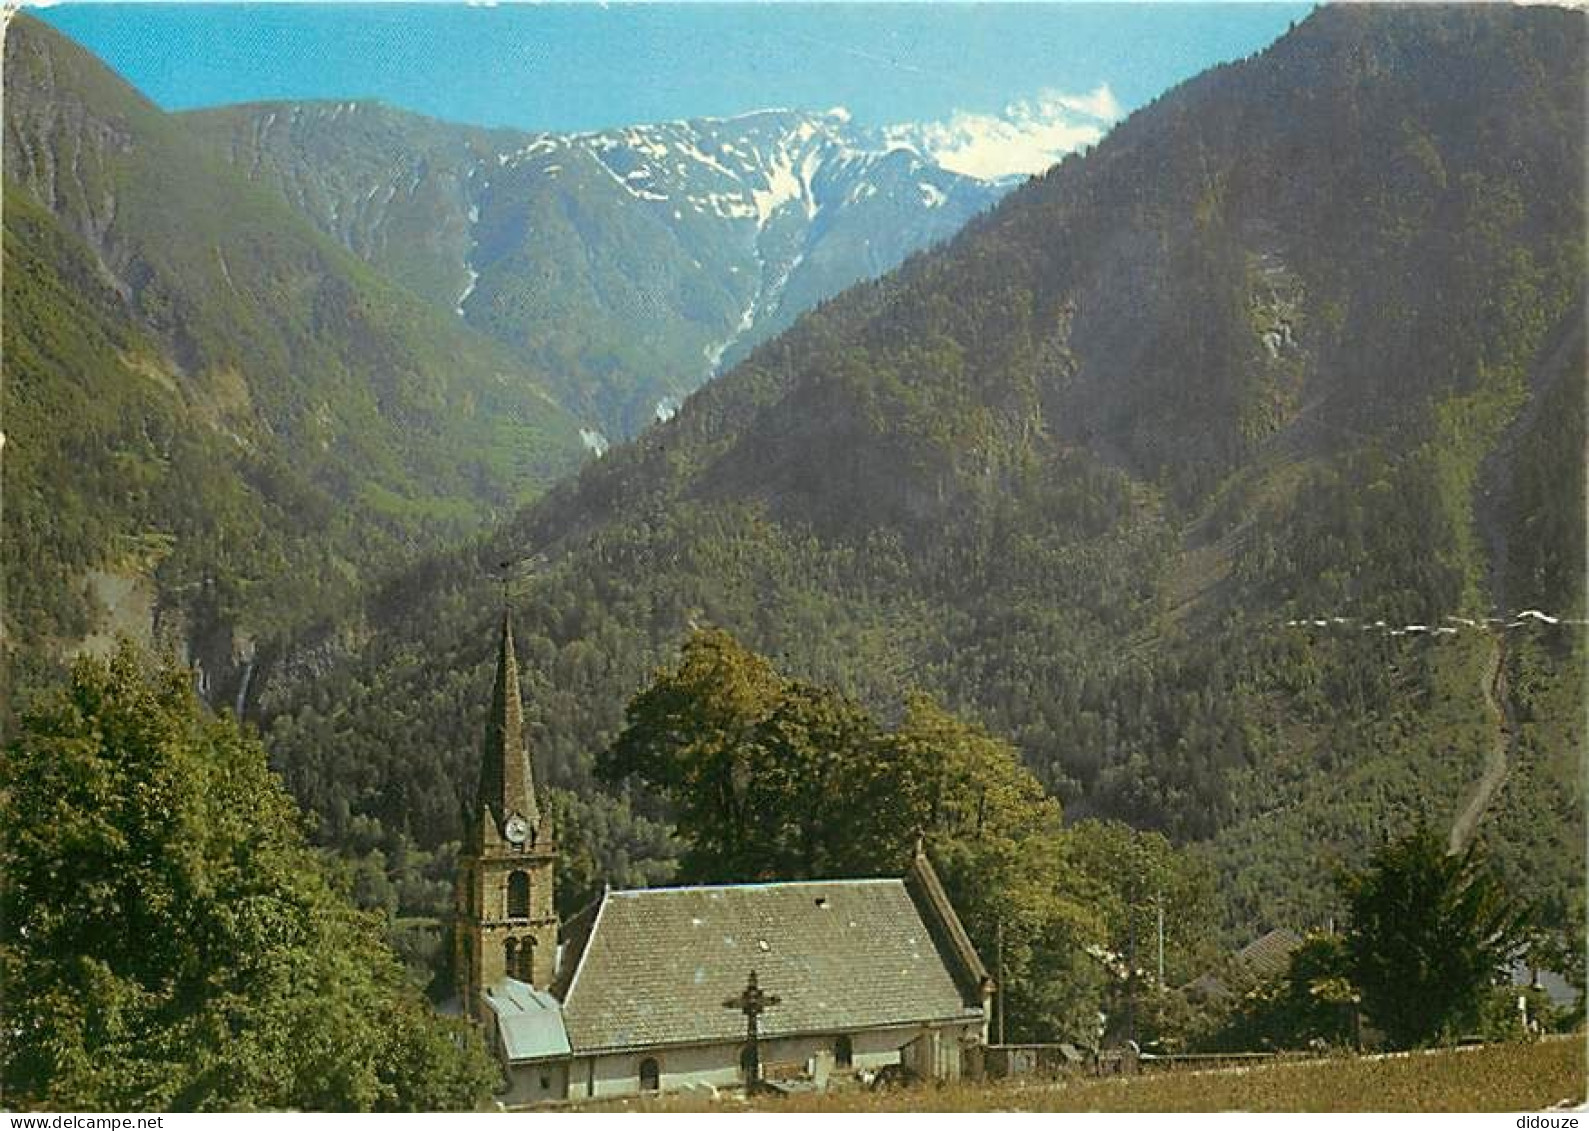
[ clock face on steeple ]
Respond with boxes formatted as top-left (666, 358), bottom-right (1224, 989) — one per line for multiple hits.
top-left (503, 813), bottom-right (530, 845)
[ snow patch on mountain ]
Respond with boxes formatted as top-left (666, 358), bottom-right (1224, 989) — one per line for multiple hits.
top-left (670, 136), bottom-right (741, 181)
top-left (588, 148), bottom-right (670, 201)
top-left (750, 150), bottom-right (803, 227)
top-left (416, 103), bottom-right (1016, 427)
top-left (516, 108), bottom-right (934, 238)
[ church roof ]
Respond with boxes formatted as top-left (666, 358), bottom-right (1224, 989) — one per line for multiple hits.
top-left (554, 863), bottom-right (987, 1056)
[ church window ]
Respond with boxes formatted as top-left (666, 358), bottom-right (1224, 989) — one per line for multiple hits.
top-left (515, 936), bottom-right (535, 981)
top-left (639, 1057), bottom-right (660, 1092)
top-left (508, 871), bottom-right (530, 918)
top-left (835, 1034), bottom-right (854, 1069)
top-left (504, 937), bottom-right (519, 976)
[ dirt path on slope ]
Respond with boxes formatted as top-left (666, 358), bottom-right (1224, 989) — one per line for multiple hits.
top-left (1447, 312), bottom-right (1582, 853)
top-left (1448, 630), bottom-right (1511, 853)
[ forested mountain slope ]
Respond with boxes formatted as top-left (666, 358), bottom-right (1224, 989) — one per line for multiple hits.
top-left (2, 15), bottom-right (586, 703)
top-left (183, 101), bottom-right (1002, 438)
top-left (250, 7), bottom-right (1589, 938)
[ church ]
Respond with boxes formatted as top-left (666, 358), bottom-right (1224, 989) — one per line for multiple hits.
top-left (454, 613), bottom-right (994, 1104)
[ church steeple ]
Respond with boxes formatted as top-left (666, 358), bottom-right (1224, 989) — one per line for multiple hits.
top-left (477, 610), bottom-right (540, 833)
top-left (456, 608), bottom-right (558, 1009)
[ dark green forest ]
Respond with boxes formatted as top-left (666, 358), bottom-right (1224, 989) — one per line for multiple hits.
top-left (248, 4), bottom-right (1585, 957)
top-left (603, 633), bottom-right (1570, 1051)
top-left (5, 638), bottom-right (1555, 1110)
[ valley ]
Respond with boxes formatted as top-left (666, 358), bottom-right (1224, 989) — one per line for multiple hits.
top-left (2, 8), bottom-right (1583, 1110)
top-left (186, 100), bottom-right (1006, 438)
top-left (238, 5), bottom-right (1586, 957)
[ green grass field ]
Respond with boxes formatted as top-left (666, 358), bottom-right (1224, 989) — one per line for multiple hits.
top-left (614, 1038), bottom-right (1586, 1113)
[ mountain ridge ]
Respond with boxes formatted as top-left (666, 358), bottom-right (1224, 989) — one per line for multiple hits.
top-left (182, 97), bottom-right (1007, 437)
top-left (2, 13), bottom-right (586, 697)
top-left (252, 5), bottom-right (1585, 944)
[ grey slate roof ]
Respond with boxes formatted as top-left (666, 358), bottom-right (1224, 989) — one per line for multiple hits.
top-left (1185, 927), bottom-right (1306, 1000)
top-left (1235, 928), bottom-right (1303, 982)
top-left (558, 875), bottom-right (986, 1055)
top-left (482, 979), bottom-right (572, 1061)
top-left (904, 849), bottom-right (991, 997)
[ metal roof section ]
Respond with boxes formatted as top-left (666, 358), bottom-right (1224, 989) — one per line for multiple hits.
top-left (482, 978), bottom-right (572, 1062)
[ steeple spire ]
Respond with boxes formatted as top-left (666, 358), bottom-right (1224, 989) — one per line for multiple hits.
top-left (456, 606), bottom-right (559, 1006)
top-left (477, 609), bottom-right (540, 830)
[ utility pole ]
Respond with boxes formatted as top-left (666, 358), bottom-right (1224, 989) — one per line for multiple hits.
top-left (1127, 912), bottom-right (1137, 1045)
top-left (1156, 894), bottom-right (1165, 987)
top-left (996, 917), bottom-right (1007, 1045)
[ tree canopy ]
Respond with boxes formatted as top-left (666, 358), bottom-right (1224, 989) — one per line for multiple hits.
top-left (1340, 821), bottom-right (1530, 1048)
top-left (0, 645), bottom-right (496, 1111)
top-left (600, 627), bottom-right (1216, 1043)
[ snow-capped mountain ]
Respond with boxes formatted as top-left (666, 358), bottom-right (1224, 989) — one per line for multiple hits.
top-left (189, 103), bottom-right (1007, 438)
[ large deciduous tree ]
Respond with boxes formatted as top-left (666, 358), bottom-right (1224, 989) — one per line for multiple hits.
top-left (0, 645), bottom-right (497, 1111)
top-left (600, 628), bottom-right (914, 880)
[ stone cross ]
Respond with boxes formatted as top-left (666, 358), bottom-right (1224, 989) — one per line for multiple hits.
top-left (724, 969), bottom-right (780, 1086)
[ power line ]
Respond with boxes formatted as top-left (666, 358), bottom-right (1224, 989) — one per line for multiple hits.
top-left (1283, 608), bottom-right (1586, 638)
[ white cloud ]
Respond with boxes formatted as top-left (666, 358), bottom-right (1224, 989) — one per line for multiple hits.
top-left (885, 83), bottom-right (1122, 181)
top-left (1045, 85), bottom-right (1124, 125)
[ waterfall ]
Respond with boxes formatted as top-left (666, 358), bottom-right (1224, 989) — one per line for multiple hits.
top-left (234, 656), bottom-right (256, 719)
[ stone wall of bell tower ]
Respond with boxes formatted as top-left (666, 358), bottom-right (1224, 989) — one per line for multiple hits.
top-left (457, 820), bottom-right (558, 997)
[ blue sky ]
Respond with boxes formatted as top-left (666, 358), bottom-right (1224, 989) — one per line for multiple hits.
top-left (35, 3), bottom-right (1311, 177)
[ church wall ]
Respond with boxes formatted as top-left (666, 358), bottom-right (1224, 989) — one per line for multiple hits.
top-left (564, 1020), bottom-right (980, 1100)
top-left (849, 1024), bottom-right (919, 1069)
top-left (579, 1042), bottom-right (743, 1100)
top-left (503, 1060), bottom-right (568, 1106)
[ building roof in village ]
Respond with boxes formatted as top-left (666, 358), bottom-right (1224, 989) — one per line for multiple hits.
top-left (1185, 927), bottom-right (1304, 1000)
top-left (481, 979), bottom-right (572, 1061)
top-left (549, 856), bottom-right (988, 1057)
top-left (1235, 928), bottom-right (1303, 982)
